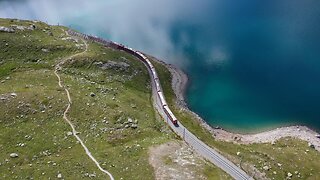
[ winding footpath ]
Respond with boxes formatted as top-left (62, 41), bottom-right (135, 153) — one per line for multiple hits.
top-left (54, 33), bottom-right (114, 180)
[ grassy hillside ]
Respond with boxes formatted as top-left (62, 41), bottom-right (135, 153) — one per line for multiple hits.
top-left (152, 58), bottom-right (320, 180)
top-left (0, 18), bottom-right (232, 179)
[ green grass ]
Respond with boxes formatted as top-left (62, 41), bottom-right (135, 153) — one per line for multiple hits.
top-left (151, 57), bottom-right (320, 180)
top-left (0, 18), bottom-right (174, 179)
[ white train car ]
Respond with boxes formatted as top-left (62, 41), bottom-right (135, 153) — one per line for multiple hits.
top-left (155, 78), bottom-right (161, 92)
top-left (151, 68), bottom-right (158, 80)
top-left (157, 91), bottom-right (167, 106)
top-left (163, 105), bottom-right (178, 125)
top-left (145, 59), bottom-right (154, 69)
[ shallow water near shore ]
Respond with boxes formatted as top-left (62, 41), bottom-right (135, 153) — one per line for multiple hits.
top-left (1, 0), bottom-right (320, 133)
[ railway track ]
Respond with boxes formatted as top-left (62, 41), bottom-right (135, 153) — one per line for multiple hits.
top-left (69, 30), bottom-right (253, 180)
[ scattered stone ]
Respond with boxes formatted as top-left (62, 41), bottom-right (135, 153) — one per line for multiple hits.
top-left (236, 152), bottom-right (241, 156)
top-left (295, 171), bottom-right (299, 175)
top-left (41, 48), bottom-right (49, 53)
top-left (273, 171), bottom-right (277, 175)
top-left (10, 93), bottom-right (17, 97)
top-left (10, 153), bottom-right (19, 158)
top-left (131, 124), bottom-right (138, 129)
top-left (57, 173), bottom-right (63, 179)
top-left (0, 26), bottom-right (15, 33)
top-left (277, 163), bottom-right (282, 167)
top-left (96, 60), bottom-right (130, 71)
top-left (263, 165), bottom-right (270, 171)
top-left (287, 172), bottom-right (293, 178)
top-left (90, 92), bottom-right (96, 97)
top-left (308, 142), bottom-right (315, 149)
top-left (67, 132), bottom-right (73, 136)
top-left (127, 118), bottom-right (133, 123)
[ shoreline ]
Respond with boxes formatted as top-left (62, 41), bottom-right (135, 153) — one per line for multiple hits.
top-left (164, 63), bottom-right (320, 152)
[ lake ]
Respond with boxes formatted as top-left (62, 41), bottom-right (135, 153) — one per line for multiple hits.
top-left (1, 0), bottom-right (320, 132)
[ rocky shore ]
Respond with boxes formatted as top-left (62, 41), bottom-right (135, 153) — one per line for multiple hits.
top-left (165, 63), bottom-right (320, 152)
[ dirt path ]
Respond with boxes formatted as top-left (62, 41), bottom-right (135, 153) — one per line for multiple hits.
top-left (54, 33), bottom-right (114, 180)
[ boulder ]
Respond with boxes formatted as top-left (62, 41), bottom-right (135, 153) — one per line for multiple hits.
top-left (0, 26), bottom-right (15, 33)
top-left (308, 142), bottom-right (315, 149)
top-left (57, 173), bottom-right (63, 179)
top-left (131, 124), bottom-right (138, 129)
top-left (67, 132), bottom-right (73, 136)
top-left (10, 153), bottom-right (19, 158)
top-left (41, 48), bottom-right (49, 53)
top-left (262, 165), bottom-right (270, 171)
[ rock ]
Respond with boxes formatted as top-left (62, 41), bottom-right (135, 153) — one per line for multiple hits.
top-left (67, 132), bottom-right (73, 136)
top-left (10, 93), bottom-right (17, 97)
top-left (287, 172), bottom-right (293, 178)
top-left (89, 174), bottom-right (96, 178)
top-left (308, 142), bottom-right (315, 149)
top-left (10, 153), bottom-right (19, 158)
top-left (41, 48), bottom-right (49, 53)
top-left (273, 171), bottom-right (277, 175)
top-left (316, 135), bottom-right (320, 139)
top-left (57, 173), bottom-right (63, 179)
top-left (294, 171), bottom-right (299, 175)
top-left (127, 118), bottom-right (133, 123)
top-left (262, 165), bottom-right (270, 171)
top-left (236, 152), bottom-right (241, 156)
top-left (277, 163), bottom-right (282, 167)
top-left (131, 124), bottom-right (138, 129)
top-left (90, 92), bottom-right (95, 97)
top-left (0, 26), bottom-right (15, 33)
top-left (124, 124), bottom-right (129, 128)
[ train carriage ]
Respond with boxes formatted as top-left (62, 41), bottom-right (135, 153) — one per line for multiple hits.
top-left (163, 105), bottom-right (178, 126)
top-left (155, 79), bottom-right (161, 92)
top-left (157, 91), bottom-right (167, 106)
top-left (151, 68), bottom-right (158, 79)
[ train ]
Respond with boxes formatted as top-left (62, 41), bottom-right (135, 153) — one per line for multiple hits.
top-left (68, 30), bottom-right (179, 126)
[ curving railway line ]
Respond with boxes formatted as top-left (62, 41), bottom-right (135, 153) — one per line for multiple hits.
top-left (68, 30), bottom-right (253, 180)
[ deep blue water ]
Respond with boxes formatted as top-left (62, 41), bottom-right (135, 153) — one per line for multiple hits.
top-left (1, 0), bottom-right (320, 132)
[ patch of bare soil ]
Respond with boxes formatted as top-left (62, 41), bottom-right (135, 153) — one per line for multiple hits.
top-left (149, 141), bottom-right (207, 180)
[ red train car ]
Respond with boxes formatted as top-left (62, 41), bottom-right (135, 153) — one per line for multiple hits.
top-left (163, 105), bottom-right (178, 126)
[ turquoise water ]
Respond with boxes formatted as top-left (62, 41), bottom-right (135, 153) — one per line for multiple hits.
top-left (180, 1), bottom-right (320, 132)
top-left (1, 0), bottom-right (320, 132)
